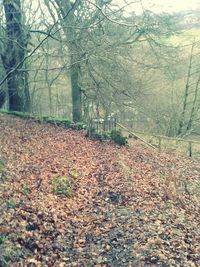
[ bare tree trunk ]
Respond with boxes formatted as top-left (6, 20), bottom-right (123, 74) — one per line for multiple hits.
top-left (177, 43), bottom-right (194, 136)
top-left (0, 57), bottom-right (7, 108)
top-left (71, 62), bottom-right (82, 122)
top-left (45, 56), bottom-right (53, 116)
top-left (186, 75), bottom-right (200, 132)
top-left (23, 64), bottom-right (31, 112)
top-left (45, 0), bottom-right (83, 121)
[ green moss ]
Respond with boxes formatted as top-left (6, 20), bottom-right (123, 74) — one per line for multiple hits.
top-left (0, 110), bottom-right (32, 119)
top-left (0, 110), bottom-right (85, 131)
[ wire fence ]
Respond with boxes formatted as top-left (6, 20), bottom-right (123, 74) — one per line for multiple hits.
top-left (123, 128), bottom-right (200, 158)
top-left (88, 117), bottom-right (117, 137)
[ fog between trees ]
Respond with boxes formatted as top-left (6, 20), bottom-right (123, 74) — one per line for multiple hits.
top-left (1, 0), bottom-right (200, 137)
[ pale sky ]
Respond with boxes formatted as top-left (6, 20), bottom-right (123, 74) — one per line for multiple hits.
top-left (143, 0), bottom-right (200, 12)
top-left (116, 0), bottom-right (200, 14)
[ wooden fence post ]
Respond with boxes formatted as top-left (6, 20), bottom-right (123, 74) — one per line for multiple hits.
top-left (103, 119), bottom-right (106, 131)
top-left (158, 137), bottom-right (162, 150)
top-left (114, 118), bottom-right (117, 131)
top-left (89, 119), bottom-right (92, 137)
top-left (189, 141), bottom-right (192, 157)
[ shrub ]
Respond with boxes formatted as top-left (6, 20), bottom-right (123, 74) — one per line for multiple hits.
top-left (110, 129), bottom-right (128, 146)
top-left (74, 122), bottom-right (87, 130)
top-left (102, 131), bottom-right (111, 140)
top-left (87, 127), bottom-right (127, 145)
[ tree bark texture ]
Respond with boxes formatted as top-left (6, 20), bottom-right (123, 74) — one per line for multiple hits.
top-left (2, 0), bottom-right (30, 112)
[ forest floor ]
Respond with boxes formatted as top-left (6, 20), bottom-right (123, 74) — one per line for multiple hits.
top-left (0, 114), bottom-right (200, 267)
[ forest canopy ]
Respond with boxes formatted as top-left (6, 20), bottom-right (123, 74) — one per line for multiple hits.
top-left (1, 0), bottom-right (200, 136)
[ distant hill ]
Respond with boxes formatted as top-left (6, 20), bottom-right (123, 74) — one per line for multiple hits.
top-left (173, 9), bottom-right (200, 28)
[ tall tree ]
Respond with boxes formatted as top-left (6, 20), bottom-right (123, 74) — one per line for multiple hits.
top-left (44, 0), bottom-right (141, 121)
top-left (47, 0), bottom-right (84, 122)
top-left (177, 42), bottom-right (200, 136)
top-left (1, 0), bottom-right (30, 111)
top-left (0, 54), bottom-right (7, 108)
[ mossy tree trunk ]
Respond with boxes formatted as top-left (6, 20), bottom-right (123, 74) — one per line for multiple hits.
top-left (2, 0), bottom-right (30, 112)
top-left (0, 57), bottom-right (7, 108)
top-left (46, 0), bottom-right (84, 122)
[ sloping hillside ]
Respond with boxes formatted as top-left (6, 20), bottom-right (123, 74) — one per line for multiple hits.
top-left (0, 114), bottom-right (200, 267)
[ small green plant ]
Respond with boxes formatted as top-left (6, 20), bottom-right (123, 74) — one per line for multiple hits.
top-left (69, 170), bottom-right (79, 179)
top-left (74, 122), bottom-right (87, 130)
top-left (0, 159), bottom-right (6, 180)
top-left (0, 234), bottom-right (19, 267)
top-left (0, 235), bottom-right (8, 245)
top-left (63, 119), bottom-right (73, 128)
top-left (110, 129), bottom-right (128, 146)
top-left (102, 131), bottom-right (111, 140)
top-left (22, 187), bottom-right (30, 194)
top-left (52, 176), bottom-right (75, 198)
top-left (0, 159), bottom-right (5, 168)
top-left (6, 201), bottom-right (16, 209)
